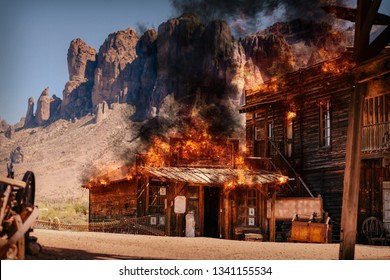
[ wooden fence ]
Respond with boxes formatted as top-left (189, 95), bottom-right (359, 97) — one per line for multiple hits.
top-left (33, 215), bottom-right (165, 236)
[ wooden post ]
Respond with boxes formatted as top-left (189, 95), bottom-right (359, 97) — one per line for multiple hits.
top-left (199, 186), bottom-right (204, 236)
top-left (261, 185), bottom-right (269, 236)
top-left (339, 83), bottom-right (366, 260)
top-left (145, 177), bottom-right (150, 215)
top-left (222, 190), bottom-right (230, 239)
top-left (269, 188), bottom-right (276, 242)
top-left (166, 183), bottom-right (172, 236)
top-left (264, 109), bottom-right (269, 157)
top-left (175, 213), bottom-right (180, 236)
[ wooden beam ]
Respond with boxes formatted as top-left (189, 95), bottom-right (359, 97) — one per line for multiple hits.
top-left (354, 0), bottom-right (370, 61)
top-left (261, 185), bottom-right (269, 236)
top-left (264, 109), bottom-right (269, 157)
top-left (199, 186), bottom-right (204, 236)
top-left (269, 189), bottom-right (276, 242)
top-left (0, 175), bottom-right (27, 188)
top-left (359, 0), bottom-right (382, 46)
top-left (166, 182), bottom-right (173, 236)
top-left (222, 190), bottom-right (230, 239)
top-left (339, 83), bottom-right (366, 260)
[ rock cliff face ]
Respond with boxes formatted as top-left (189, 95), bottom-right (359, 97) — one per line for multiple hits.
top-left (61, 38), bottom-right (97, 118)
top-left (0, 118), bottom-right (8, 133)
top-left (35, 87), bottom-right (52, 126)
top-left (91, 28), bottom-right (138, 108)
top-left (24, 97), bottom-right (35, 127)
top-left (24, 15), bottom-right (347, 130)
top-left (125, 29), bottom-right (158, 121)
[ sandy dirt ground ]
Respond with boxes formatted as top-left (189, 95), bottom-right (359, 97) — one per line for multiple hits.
top-left (27, 229), bottom-right (390, 260)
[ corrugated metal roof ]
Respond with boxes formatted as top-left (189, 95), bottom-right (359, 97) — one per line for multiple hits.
top-left (139, 166), bottom-right (286, 186)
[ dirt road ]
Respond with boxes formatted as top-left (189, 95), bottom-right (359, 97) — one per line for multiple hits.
top-left (27, 229), bottom-right (390, 260)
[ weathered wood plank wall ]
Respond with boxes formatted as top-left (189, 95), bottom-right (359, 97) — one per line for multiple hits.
top-left (89, 181), bottom-right (137, 222)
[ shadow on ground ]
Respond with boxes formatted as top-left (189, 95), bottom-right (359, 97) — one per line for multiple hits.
top-left (26, 246), bottom-right (170, 260)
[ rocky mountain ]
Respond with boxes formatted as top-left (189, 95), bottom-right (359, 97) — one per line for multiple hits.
top-left (0, 15), bottom-right (349, 204)
top-left (0, 103), bottom-right (138, 202)
top-left (0, 118), bottom-right (9, 133)
top-left (20, 15), bottom-right (348, 132)
top-left (61, 38), bottom-right (97, 119)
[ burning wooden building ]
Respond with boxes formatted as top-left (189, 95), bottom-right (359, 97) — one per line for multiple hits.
top-left (83, 135), bottom-right (290, 240)
top-left (83, 166), bottom-right (137, 222)
top-left (239, 47), bottom-right (390, 242)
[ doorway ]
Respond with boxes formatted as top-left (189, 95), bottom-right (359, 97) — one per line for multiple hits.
top-left (204, 186), bottom-right (220, 238)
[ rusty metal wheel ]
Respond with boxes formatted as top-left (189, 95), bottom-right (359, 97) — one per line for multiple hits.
top-left (22, 171), bottom-right (35, 207)
top-left (13, 171), bottom-right (35, 213)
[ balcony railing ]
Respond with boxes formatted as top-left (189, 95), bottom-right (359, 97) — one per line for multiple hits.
top-left (362, 122), bottom-right (390, 152)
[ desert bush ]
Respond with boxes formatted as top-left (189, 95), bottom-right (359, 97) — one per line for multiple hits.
top-left (36, 199), bottom-right (89, 224)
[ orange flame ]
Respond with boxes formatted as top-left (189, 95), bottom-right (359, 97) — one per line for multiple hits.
top-left (321, 58), bottom-right (355, 75)
top-left (142, 114), bottom-right (243, 169)
top-left (246, 76), bottom-right (285, 96)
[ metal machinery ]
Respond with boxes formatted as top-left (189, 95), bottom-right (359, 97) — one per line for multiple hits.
top-left (0, 163), bottom-right (38, 259)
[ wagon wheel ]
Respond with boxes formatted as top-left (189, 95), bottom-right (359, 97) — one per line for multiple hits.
top-left (21, 171), bottom-right (35, 207)
top-left (13, 171), bottom-right (35, 214)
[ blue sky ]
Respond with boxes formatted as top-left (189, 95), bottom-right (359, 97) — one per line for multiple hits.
top-left (0, 0), bottom-right (173, 124)
top-left (0, 0), bottom-right (389, 125)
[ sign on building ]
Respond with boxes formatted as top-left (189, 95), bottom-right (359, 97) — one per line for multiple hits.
top-left (174, 196), bottom-right (186, 214)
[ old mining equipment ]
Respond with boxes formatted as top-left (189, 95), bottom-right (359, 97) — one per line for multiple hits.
top-left (0, 162), bottom-right (39, 259)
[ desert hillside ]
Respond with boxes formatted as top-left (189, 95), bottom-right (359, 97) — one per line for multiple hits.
top-left (0, 104), bottom-right (140, 204)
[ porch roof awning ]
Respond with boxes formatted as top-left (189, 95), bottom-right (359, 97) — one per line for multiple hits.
top-left (139, 166), bottom-right (287, 186)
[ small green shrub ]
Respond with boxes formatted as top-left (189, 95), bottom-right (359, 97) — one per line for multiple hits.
top-left (36, 199), bottom-right (89, 224)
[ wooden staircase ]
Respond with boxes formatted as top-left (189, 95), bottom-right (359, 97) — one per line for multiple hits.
top-left (268, 140), bottom-right (314, 198)
top-left (267, 140), bottom-right (341, 242)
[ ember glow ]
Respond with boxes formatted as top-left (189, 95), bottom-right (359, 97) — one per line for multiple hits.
top-left (246, 77), bottom-right (284, 96)
top-left (287, 111), bottom-right (296, 120)
top-left (143, 114), bottom-right (243, 168)
top-left (321, 58), bottom-right (356, 75)
top-left (85, 177), bottom-right (109, 189)
top-left (278, 176), bottom-right (288, 185)
top-left (83, 165), bottom-right (135, 189)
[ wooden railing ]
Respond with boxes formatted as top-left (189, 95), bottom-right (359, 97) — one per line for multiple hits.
top-left (34, 215), bottom-right (166, 236)
top-left (362, 122), bottom-right (390, 152)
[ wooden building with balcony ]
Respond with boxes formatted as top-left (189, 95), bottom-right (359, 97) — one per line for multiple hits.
top-left (239, 48), bottom-right (390, 242)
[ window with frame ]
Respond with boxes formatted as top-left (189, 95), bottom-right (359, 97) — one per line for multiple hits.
top-left (286, 112), bottom-right (294, 158)
top-left (319, 100), bottom-right (331, 147)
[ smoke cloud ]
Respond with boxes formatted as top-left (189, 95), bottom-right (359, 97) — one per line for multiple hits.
top-left (170, 0), bottom-right (350, 35)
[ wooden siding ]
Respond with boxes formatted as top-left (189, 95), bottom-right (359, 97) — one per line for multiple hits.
top-left (89, 181), bottom-right (137, 222)
top-left (241, 53), bottom-right (389, 242)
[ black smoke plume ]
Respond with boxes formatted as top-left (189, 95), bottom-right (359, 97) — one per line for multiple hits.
top-left (170, 0), bottom-right (349, 35)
